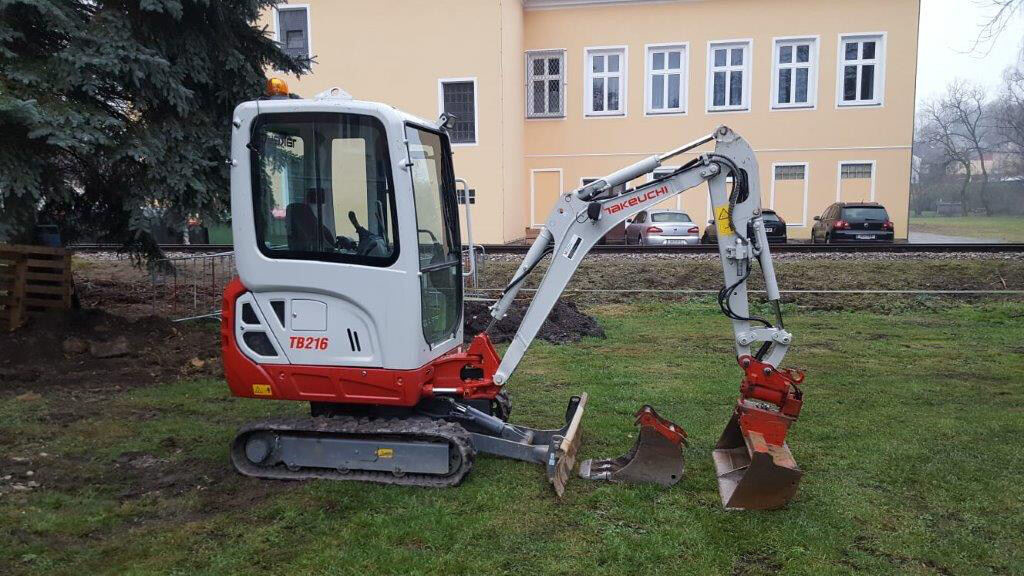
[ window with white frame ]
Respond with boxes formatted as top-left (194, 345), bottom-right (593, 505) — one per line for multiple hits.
top-left (841, 163), bottom-right (873, 179)
top-left (838, 34), bottom-right (884, 106)
top-left (773, 38), bottom-right (816, 108)
top-left (586, 47), bottom-right (626, 116)
top-left (646, 45), bottom-right (686, 114)
top-left (707, 41), bottom-right (751, 111)
top-left (527, 50), bottom-right (565, 118)
top-left (439, 80), bottom-right (476, 145)
top-left (775, 165), bottom-right (806, 180)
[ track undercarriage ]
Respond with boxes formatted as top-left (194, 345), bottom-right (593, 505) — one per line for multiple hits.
top-left (231, 393), bottom-right (587, 493)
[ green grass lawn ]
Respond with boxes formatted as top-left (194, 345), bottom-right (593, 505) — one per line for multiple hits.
top-left (2, 300), bottom-right (1023, 575)
top-left (908, 213), bottom-right (1024, 242)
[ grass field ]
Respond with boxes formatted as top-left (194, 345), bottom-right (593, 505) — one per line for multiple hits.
top-left (908, 214), bottom-right (1024, 243)
top-left (2, 300), bottom-right (1023, 575)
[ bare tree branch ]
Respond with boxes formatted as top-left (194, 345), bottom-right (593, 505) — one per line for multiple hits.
top-left (993, 59), bottom-right (1024, 175)
top-left (970, 0), bottom-right (1024, 56)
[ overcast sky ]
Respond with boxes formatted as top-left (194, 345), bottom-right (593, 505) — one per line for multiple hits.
top-left (916, 0), bottom-right (1023, 106)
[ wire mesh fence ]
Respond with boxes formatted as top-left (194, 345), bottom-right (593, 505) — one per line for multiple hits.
top-left (150, 251), bottom-right (235, 321)
top-left (149, 248), bottom-right (486, 322)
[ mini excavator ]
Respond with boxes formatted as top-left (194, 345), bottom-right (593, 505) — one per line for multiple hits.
top-left (221, 79), bottom-right (805, 509)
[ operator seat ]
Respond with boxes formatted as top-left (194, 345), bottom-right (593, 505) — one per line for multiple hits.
top-left (285, 203), bottom-right (333, 252)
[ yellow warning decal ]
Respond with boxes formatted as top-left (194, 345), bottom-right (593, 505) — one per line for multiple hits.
top-left (715, 205), bottom-right (734, 237)
top-left (252, 384), bottom-right (272, 396)
top-left (376, 448), bottom-right (394, 459)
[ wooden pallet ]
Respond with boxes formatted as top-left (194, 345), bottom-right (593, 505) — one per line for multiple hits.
top-left (0, 244), bottom-right (72, 331)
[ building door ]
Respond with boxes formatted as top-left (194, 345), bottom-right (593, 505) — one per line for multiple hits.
top-left (772, 164), bottom-right (808, 226)
top-left (838, 162), bottom-right (874, 203)
top-left (531, 169), bottom-right (562, 228)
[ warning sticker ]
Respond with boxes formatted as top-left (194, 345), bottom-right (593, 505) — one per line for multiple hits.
top-left (376, 448), bottom-right (394, 459)
top-left (252, 384), bottom-right (272, 396)
top-left (715, 205), bottom-right (734, 237)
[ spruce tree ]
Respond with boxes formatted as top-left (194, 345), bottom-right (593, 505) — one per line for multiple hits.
top-left (0, 0), bottom-right (309, 257)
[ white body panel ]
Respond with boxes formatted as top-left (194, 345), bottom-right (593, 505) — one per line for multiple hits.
top-left (230, 97), bottom-right (461, 371)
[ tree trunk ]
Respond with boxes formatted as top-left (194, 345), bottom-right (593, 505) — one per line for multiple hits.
top-left (958, 162), bottom-right (972, 216)
top-left (975, 150), bottom-right (992, 216)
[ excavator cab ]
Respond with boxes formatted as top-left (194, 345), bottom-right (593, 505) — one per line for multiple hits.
top-left (223, 81), bottom-right (586, 492)
top-left (228, 86), bottom-right (466, 383)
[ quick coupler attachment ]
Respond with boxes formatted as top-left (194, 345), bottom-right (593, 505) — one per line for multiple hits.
top-left (579, 405), bottom-right (688, 487)
top-left (712, 355), bottom-right (804, 510)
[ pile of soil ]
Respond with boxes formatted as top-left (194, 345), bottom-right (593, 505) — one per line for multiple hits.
top-left (0, 309), bottom-right (220, 394)
top-left (464, 299), bottom-right (605, 344)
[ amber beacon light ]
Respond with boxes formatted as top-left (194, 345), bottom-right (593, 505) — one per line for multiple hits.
top-left (266, 77), bottom-right (289, 97)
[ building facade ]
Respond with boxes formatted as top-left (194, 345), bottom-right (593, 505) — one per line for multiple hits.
top-left (263, 0), bottom-right (920, 242)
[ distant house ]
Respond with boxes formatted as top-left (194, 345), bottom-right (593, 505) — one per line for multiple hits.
top-left (263, 0), bottom-right (920, 240)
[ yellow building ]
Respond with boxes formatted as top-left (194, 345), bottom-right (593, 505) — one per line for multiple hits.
top-left (264, 0), bottom-right (920, 242)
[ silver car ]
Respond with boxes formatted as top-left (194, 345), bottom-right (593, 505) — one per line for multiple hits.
top-left (625, 210), bottom-right (700, 246)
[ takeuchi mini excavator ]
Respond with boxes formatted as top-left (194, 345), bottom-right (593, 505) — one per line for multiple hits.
top-left (220, 79), bottom-right (806, 509)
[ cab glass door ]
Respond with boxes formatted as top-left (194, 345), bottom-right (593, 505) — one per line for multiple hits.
top-left (405, 125), bottom-right (462, 346)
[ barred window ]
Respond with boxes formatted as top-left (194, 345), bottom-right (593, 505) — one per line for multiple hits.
top-left (774, 165), bottom-right (806, 180)
top-left (456, 188), bottom-right (476, 205)
top-left (277, 7), bottom-right (309, 59)
top-left (440, 81), bottom-right (476, 144)
top-left (527, 51), bottom-right (565, 118)
top-left (841, 163), bottom-right (873, 179)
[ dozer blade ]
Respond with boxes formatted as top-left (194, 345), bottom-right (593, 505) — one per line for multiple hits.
top-left (464, 393), bottom-right (587, 498)
top-left (712, 410), bottom-right (802, 510)
top-left (547, 392), bottom-right (587, 497)
top-left (579, 405), bottom-right (688, 487)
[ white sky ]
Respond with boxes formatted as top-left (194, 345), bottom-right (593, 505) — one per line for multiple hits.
top-left (916, 0), bottom-right (1023, 106)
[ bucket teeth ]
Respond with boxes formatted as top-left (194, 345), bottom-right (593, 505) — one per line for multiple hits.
top-left (579, 405), bottom-right (687, 487)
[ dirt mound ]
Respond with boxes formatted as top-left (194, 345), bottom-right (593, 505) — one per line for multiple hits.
top-left (0, 308), bottom-right (220, 394)
top-left (464, 299), bottom-right (605, 344)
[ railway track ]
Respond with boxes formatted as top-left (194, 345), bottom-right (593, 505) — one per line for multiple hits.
top-left (71, 242), bottom-right (1024, 255)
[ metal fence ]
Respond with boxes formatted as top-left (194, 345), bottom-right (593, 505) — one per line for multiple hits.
top-left (150, 251), bottom-right (235, 321)
top-left (151, 247), bottom-right (486, 322)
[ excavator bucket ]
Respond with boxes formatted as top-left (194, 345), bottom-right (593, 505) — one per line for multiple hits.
top-left (579, 406), bottom-right (688, 487)
top-left (712, 410), bottom-right (802, 510)
top-left (712, 355), bottom-right (806, 510)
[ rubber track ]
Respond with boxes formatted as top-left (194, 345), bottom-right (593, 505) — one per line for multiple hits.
top-left (231, 416), bottom-right (474, 487)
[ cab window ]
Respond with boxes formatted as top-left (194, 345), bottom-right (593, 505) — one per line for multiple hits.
top-left (251, 112), bottom-right (398, 266)
top-left (405, 125), bottom-right (462, 346)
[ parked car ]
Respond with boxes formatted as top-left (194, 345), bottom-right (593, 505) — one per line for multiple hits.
top-left (625, 210), bottom-right (699, 245)
top-left (702, 209), bottom-right (788, 244)
top-left (811, 202), bottom-right (894, 243)
top-left (598, 222), bottom-right (627, 245)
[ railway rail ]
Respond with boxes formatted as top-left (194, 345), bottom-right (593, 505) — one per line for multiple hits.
top-left (71, 242), bottom-right (1024, 255)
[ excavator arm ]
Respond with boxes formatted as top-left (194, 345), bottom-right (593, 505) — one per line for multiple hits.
top-left (486, 126), bottom-right (805, 509)
top-left (489, 126), bottom-right (791, 382)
